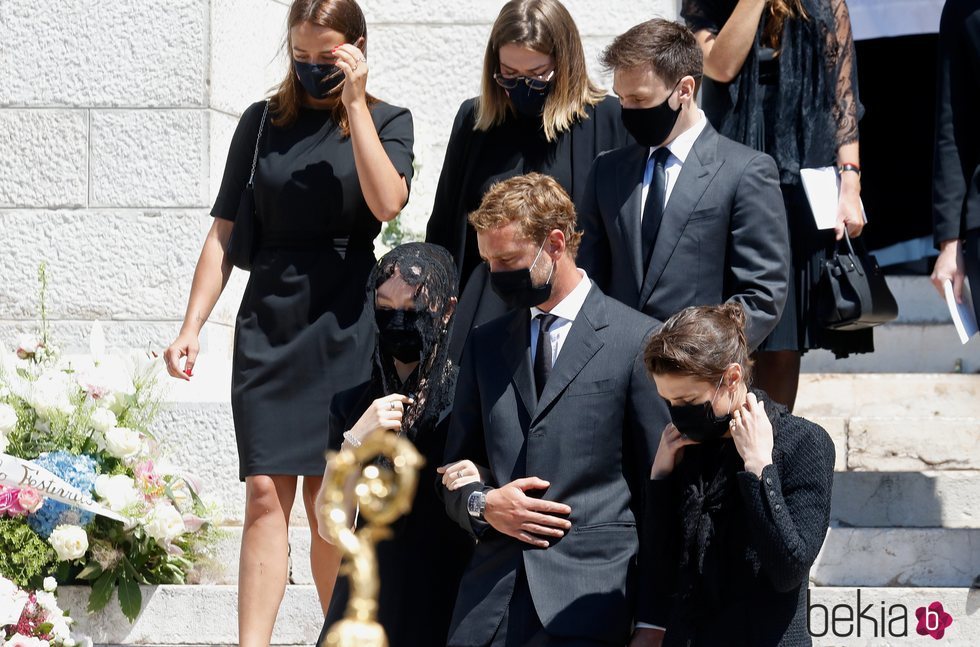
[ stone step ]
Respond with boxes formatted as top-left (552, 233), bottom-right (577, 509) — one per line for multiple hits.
top-left (812, 528), bottom-right (980, 588)
top-left (795, 373), bottom-right (980, 418)
top-left (57, 585), bottom-right (980, 645)
top-left (832, 471), bottom-right (980, 528)
top-left (205, 526), bottom-right (980, 589)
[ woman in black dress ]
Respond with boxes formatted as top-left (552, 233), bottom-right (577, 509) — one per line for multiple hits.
top-left (681, 0), bottom-right (868, 411)
top-left (315, 243), bottom-right (473, 646)
top-left (632, 304), bottom-right (835, 647)
top-left (424, 0), bottom-right (630, 362)
top-left (163, 0), bottom-right (413, 643)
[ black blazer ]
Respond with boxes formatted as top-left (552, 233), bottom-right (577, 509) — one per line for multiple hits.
top-left (577, 122), bottom-right (790, 350)
top-left (933, 0), bottom-right (980, 245)
top-left (638, 391), bottom-right (835, 646)
top-left (442, 284), bottom-right (669, 646)
top-left (425, 95), bottom-right (630, 290)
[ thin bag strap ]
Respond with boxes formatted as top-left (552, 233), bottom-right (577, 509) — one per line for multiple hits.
top-left (247, 100), bottom-right (270, 187)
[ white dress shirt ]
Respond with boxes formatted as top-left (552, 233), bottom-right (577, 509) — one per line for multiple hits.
top-left (529, 269), bottom-right (592, 366)
top-left (640, 111), bottom-right (708, 219)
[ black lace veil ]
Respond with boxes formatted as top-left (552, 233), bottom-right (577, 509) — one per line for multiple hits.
top-left (368, 242), bottom-right (458, 441)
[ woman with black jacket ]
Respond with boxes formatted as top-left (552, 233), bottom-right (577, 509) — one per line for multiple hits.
top-left (424, 0), bottom-right (630, 364)
top-left (632, 303), bottom-right (835, 647)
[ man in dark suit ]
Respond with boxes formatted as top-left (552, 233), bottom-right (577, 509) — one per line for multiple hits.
top-left (440, 173), bottom-right (668, 646)
top-left (931, 0), bottom-right (980, 323)
top-left (577, 19), bottom-right (789, 350)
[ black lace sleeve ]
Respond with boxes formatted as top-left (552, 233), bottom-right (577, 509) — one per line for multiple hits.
top-left (826, 0), bottom-right (862, 148)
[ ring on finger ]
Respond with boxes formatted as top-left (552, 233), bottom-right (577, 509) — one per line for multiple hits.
top-left (351, 62), bottom-right (358, 71)
top-left (456, 470), bottom-right (463, 479)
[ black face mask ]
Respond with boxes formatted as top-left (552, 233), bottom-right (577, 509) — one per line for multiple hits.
top-left (294, 60), bottom-right (343, 100)
top-left (375, 309), bottom-right (425, 364)
top-left (508, 82), bottom-right (552, 117)
top-left (489, 241), bottom-right (556, 310)
top-left (667, 376), bottom-right (734, 443)
top-left (620, 79), bottom-right (682, 148)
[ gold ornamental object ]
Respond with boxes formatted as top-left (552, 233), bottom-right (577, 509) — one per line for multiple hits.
top-left (317, 431), bottom-right (424, 647)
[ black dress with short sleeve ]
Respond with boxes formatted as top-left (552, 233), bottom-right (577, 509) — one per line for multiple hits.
top-left (212, 100), bottom-right (414, 479)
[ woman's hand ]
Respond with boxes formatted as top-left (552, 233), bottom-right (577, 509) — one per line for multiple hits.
top-left (630, 627), bottom-right (665, 647)
top-left (730, 392), bottom-right (774, 477)
top-left (650, 423), bottom-right (699, 480)
top-left (931, 239), bottom-right (966, 303)
top-left (334, 40), bottom-right (368, 109)
top-left (437, 459), bottom-right (489, 491)
top-left (164, 332), bottom-right (200, 381)
top-left (836, 171), bottom-right (864, 240)
top-left (345, 393), bottom-right (413, 446)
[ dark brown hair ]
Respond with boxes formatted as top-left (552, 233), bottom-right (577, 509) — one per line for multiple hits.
top-left (763, 0), bottom-right (809, 50)
top-left (476, 0), bottom-right (606, 142)
top-left (468, 172), bottom-right (583, 258)
top-left (269, 0), bottom-right (378, 134)
top-left (601, 18), bottom-right (703, 87)
top-left (644, 303), bottom-right (753, 384)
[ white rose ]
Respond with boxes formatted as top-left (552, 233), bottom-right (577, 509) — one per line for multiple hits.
top-left (34, 590), bottom-right (58, 614)
top-left (143, 503), bottom-right (185, 545)
top-left (0, 403), bottom-right (17, 434)
top-left (102, 427), bottom-right (142, 461)
top-left (89, 407), bottom-right (116, 434)
top-left (94, 474), bottom-right (141, 512)
top-left (2, 633), bottom-right (45, 647)
top-left (42, 576), bottom-right (57, 592)
top-left (0, 575), bottom-right (29, 626)
top-left (48, 525), bottom-right (89, 561)
top-left (29, 372), bottom-right (74, 420)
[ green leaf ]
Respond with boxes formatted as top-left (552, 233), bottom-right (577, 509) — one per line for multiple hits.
top-left (76, 562), bottom-right (103, 581)
top-left (36, 622), bottom-right (54, 635)
top-left (88, 569), bottom-right (116, 613)
top-left (117, 575), bottom-right (142, 622)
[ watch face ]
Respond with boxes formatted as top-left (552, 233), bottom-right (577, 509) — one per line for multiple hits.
top-left (467, 491), bottom-right (484, 516)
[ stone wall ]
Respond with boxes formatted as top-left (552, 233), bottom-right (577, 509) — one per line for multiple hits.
top-left (0, 0), bottom-right (677, 356)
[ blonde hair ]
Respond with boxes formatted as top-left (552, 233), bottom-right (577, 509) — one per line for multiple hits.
top-left (475, 0), bottom-right (606, 142)
top-left (468, 173), bottom-right (583, 258)
top-left (269, 0), bottom-right (379, 134)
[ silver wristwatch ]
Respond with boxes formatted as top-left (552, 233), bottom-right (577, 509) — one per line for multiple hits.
top-left (467, 490), bottom-right (487, 519)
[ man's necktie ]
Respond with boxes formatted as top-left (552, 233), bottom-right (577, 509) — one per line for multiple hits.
top-left (641, 147), bottom-right (671, 270)
top-left (533, 313), bottom-right (559, 398)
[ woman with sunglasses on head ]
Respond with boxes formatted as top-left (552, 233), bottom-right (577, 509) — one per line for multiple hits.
top-left (424, 0), bottom-right (630, 363)
top-left (314, 243), bottom-right (473, 647)
top-left (163, 0), bottom-right (414, 643)
top-left (631, 303), bottom-right (834, 647)
top-left (681, 0), bottom-right (869, 412)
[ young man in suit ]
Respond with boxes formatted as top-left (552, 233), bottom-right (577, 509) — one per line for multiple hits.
top-left (577, 18), bottom-right (789, 350)
top-left (931, 0), bottom-right (980, 323)
top-left (440, 173), bottom-right (668, 646)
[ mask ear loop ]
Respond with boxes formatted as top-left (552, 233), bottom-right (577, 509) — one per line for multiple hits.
top-left (532, 238), bottom-right (557, 286)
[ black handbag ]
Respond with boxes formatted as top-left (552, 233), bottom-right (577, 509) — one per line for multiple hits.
top-left (816, 230), bottom-right (899, 331)
top-left (226, 101), bottom-right (269, 271)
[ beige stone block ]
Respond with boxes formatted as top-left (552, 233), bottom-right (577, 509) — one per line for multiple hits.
top-left (848, 418), bottom-right (980, 471)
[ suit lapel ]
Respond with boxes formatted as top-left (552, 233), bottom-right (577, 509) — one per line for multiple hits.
top-left (503, 310), bottom-right (536, 419)
top-left (614, 145), bottom-right (650, 290)
top-left (639, 126), bottom-right (723, 306)
top-left (532, 287), bottom-right (608, 423)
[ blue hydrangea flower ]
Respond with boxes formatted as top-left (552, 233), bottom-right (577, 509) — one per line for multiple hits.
top-left (27, 451), bottom-right (98, 538)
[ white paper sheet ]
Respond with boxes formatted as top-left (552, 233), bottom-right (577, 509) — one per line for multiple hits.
top-left (800, 167), bottom-right (868, 231)
top-left (944, 279), bottom-right (979, 345)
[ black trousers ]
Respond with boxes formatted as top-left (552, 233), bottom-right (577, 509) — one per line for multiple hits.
top-left (965, 228), bottom-right (980, 323)
top-left (488, 568), bottom-right (609, 647)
